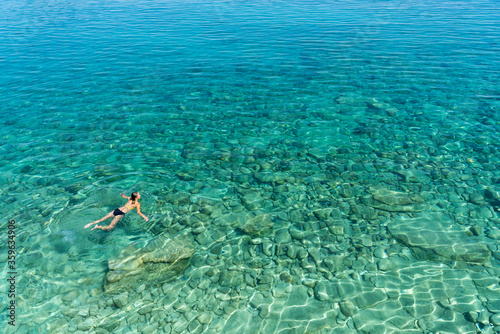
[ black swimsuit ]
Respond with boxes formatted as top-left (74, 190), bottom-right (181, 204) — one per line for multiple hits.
top-left (113, 208), bottom-right (126, 216)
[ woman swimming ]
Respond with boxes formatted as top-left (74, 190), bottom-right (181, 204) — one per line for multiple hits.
top-left (84, 192), bottom-right (149, 231)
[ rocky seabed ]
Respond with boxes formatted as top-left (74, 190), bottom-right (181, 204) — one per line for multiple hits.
top-left (1, 93), bottom-right (500, 334)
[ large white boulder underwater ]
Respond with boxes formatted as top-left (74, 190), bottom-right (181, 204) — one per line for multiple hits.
top-left (388, 212), bottom-right (491, 265)
top-left (104, 233), bottom-right (195, 294)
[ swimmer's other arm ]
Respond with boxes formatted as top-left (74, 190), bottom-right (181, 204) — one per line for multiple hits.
top-left (136, 203), bottom-right (149, 222)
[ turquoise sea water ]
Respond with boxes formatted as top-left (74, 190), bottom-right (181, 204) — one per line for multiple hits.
top-left (1, 0), bottom-right (500, 333)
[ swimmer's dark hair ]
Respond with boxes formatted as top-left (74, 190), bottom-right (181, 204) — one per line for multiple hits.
top-left (131, 192), bottom-right (139, 204)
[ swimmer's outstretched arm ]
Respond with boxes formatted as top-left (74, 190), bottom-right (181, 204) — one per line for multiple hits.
top-left (136, 203), bottom-right (149, 222)
top-left (120, 193), bottom-right (130, 199)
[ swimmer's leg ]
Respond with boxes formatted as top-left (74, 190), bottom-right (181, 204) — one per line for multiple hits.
top-left (85, 211), bottom-right (114, 229)
top-left (91, 215), bottom-right (123, 231)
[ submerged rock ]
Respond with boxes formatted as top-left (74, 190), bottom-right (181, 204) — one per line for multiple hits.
top-left (388, 212), bottom-right (491, 265)
top-left (486, 228), bottom-right (500, 240)
top-left (254, 172), bottom-right (288, 184)
top-left (104, 234), bottom-right (195, 294)
top-left (370, 187), bottom-right (426, 212)
top-left (219, 271), bottom-right (244, 289)
top-left (241, 191), bottom-right (265, 211)
top-left (484, 188), bottom-right (500, 209)
top-left (240, 214), bottom-right (274, 237)
top-left (392, 168), bottom-right (429, 183)
top-left (340, 300), bottom-right (356, 317)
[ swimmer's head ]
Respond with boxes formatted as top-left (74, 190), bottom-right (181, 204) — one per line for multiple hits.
top-left (131, 192), bottom-right (140, 202)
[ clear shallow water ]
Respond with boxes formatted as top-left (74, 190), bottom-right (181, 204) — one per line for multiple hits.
top-left (1, 0), bottom-right (500, 333)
